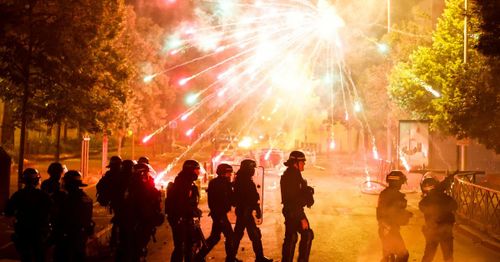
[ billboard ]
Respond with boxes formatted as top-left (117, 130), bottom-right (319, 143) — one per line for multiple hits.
top-left (398, 120), bottom-right (429, 170)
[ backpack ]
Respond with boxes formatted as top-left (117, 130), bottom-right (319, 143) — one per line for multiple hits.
top-left (164, 182), bottom-right (176, 218)
top-left (96, 175), bottom-right (112, 206)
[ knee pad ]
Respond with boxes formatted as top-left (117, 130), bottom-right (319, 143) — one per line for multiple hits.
top-left (303, 229), bottom-right (314, 241)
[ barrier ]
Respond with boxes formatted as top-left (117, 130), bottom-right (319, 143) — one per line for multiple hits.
top-left (452, 173), bottom-right (500, 240)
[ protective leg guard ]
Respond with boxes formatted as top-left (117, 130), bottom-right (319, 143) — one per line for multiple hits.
top-left (281, 232), bottom-right (298, 262)
top-left (298, 229), bottom-right (314, 262)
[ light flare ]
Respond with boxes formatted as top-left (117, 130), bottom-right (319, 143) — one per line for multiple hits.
top-left (238, 136), bottom-right (253, 148)
top-left (142, 134), bottom-right (153, 144)
top-left (399, 150), bottom-right (411, 172)
top-left (186, 128), bottom-right (195, 136)
top-left (143, 74), bottom-right (156, 83)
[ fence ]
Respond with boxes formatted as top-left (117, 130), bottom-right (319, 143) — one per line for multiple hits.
top-left (452, 173), bottom-right (500, 240)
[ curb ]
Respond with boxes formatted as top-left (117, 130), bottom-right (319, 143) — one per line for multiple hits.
top-left (455, 224), bottom-right (500, 253)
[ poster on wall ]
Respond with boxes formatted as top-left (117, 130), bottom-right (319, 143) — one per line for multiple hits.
top-left (398, 120), bottom-right (429, 170)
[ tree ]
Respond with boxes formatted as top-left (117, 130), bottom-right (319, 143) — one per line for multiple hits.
top-left (115, 7), bottom-right (176, 147)
top-left (0, 0), bottom-right (131, 165)
top-left (389, 0), bottom-right (500, 152)
top-left (474, 0), bottom-right (500, 56)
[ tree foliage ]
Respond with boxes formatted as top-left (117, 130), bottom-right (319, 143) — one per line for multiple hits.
top-left (474, 0), bottom-right (500, 56)
top-left (115, 6), bottom-right (177, 135)
top-left (0, 0), bottom-right (131, 134)
top-left (389, 0), bottom-right (500, 152)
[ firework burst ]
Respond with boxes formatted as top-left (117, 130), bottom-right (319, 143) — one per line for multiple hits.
top-left (144, 0), bottom-right (383, 183)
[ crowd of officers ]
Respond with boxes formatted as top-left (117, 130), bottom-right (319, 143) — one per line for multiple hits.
top-left (376, 170), bottom-right (458, 262)
top-left (4, 150), bottom-right (457, 262)
top-left (5, 164), bottom-right (93, 262)
top-left (3, 150), bottom-right (314, 262)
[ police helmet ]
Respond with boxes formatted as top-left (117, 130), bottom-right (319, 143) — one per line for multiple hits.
top-left (240, 159), bottom-right (257, 170)
top-left (284, 150), bottom-right (306, 166)
top-left (22, 168), bottom-right (41, 185)
top-left (182, 160), bottom-right (200, 171)
top-left (216, 163), bottom-right (233, 176)
top-left (47, 162), bottom-right (65, 177)
top-left (386, 170), bottom-right (407, 185)
top-left (133, 163), bottom-right (150, 176)
top-left (421, 177), bottom-right (439, 194)
top-left (63, 170), bottom-right (88, 188)
top-left (122, 159), bottom-right (135, 173)
top-left (138, 156), bottom-right (150, 165)
top-left (107, 155), bottom-right (122, 168)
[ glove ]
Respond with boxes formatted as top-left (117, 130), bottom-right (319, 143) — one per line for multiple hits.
top-left (193, 208), bottom-right (202, 218)
top-left (255, 207), bottom-right (262, 219)
top-left (304, 186), bottom-right (315, 208)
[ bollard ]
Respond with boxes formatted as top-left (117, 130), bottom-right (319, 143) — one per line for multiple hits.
top-left (101, 134), bottom-right (108, 175)
top-left (0, 146), bottom-right (12, 212)
top-left (81, 135), bottom-right (90, 179)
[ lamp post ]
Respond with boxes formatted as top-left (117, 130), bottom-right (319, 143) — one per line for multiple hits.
top-left (459, 0), bottom-right (468, 171)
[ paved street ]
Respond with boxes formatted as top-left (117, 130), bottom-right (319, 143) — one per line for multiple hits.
top-left (1, 155), bottom-right (499, 262)
top-left (145, 155), bottom-right (499, 262)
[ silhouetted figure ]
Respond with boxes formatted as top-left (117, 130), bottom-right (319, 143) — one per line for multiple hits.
top-left (110, 159), bottom-right (135, 258)
top-left (376, 171), bottom-right (413, 262)
top-left (41, 162), bottom-right (66, 195)
top-left (196, 164), bottom-right (240, 262)
top-left (96, 155), bottom-right (122, 247)
top-left (52, 170), bottom-right (93, 262)
top-left (281, 151), bottom-right (314, 262)
top-left (116, 163), bottom-right (163, 262)
top-left (419, 177), bottom-right (457, 262)
top-left (41, 162), bottom-right (67, 248)
top-left (5, 168), bottom-right (51, 262)
top-left (165, 160), bottom-right (202, 262)
top-left (233, 159), bottom-right (272, 262)
top-left (138, 156), bottom-right (157, 176)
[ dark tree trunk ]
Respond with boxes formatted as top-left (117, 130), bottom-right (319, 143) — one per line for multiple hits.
top-left (55, 121), bottom-right (61, 161)
top-left (1, 102), bottom-right (15, 149)
top-left (63, 122), bottom-right (67, 142)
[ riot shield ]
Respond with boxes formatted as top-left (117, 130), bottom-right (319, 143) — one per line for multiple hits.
top-left (253, 166), bottom-right (265, 225)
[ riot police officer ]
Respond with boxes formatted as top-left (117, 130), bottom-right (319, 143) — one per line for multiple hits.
top-left (280, 151), bottom-right (314, 262)
top-left (53, 170), bottom-right (94, 262)
top-left (41, 162), bottom-right (66, 195)
top-left (376, 170), bottom-right (413, 262)
top-left (96, 155), bottom-right (123, 247)
top-left (117, 163), bottom-right (163, 262)
top-left (419, 177), bottom-right (457, 262)
top-left (196, 164), bottom-right (240, 262)
top-left (166, 160), bottom-right (203, 262)
top-left (5, 168), bottom-right (51, 262)
top-left (233, 159), bottom-right (272, 262)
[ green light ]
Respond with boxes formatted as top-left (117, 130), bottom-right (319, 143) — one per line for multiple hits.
top-left (377, 43), bottom-right (389, 54)
top-left (185, 93), bottom-right (199, 105)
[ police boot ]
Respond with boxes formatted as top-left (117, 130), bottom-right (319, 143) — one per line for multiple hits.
top-left (255, 256), bottom-right (273, 262)
top-left (194, 247), bottom-right (208, 262)
top-left (225, 258), bottom-right (243, 262)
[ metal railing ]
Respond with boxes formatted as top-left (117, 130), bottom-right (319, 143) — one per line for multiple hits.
top-left (452, 173), bottom-right (500, 240)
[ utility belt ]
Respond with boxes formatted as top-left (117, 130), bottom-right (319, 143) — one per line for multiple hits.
top-left (282, 207), bottom-right (305, 218)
